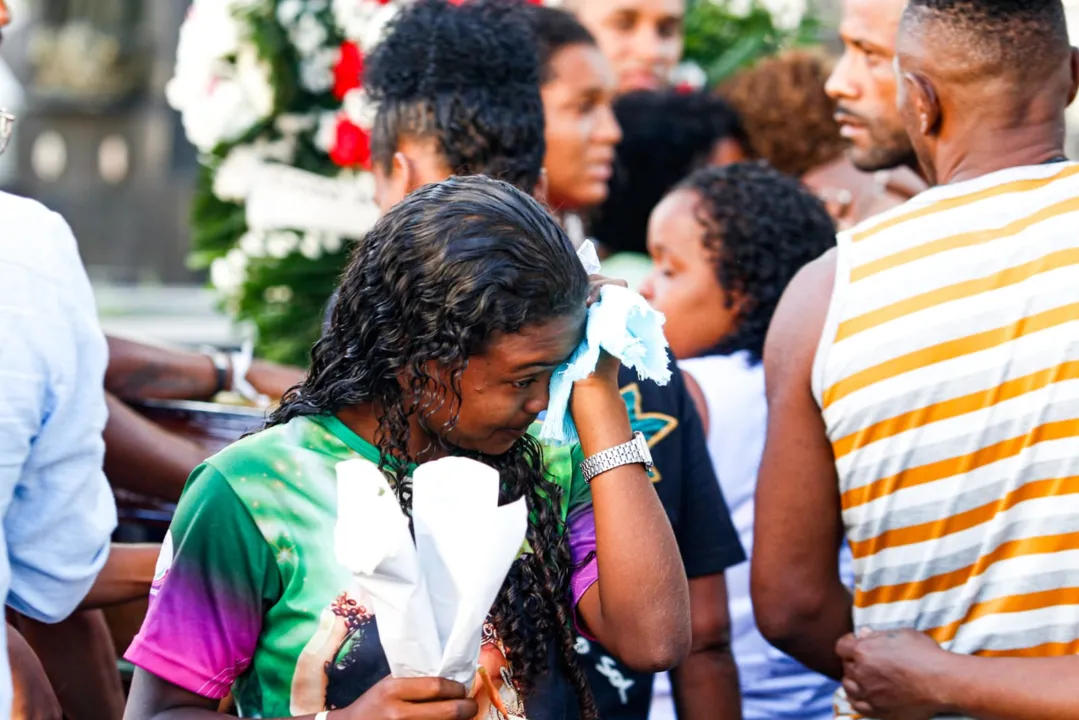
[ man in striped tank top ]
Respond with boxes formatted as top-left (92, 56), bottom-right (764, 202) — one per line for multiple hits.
top-left (752, 1), bottom-right (1079, 719)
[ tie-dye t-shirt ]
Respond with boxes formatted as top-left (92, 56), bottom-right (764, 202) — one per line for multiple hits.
top-left (125, 415), bottom-right (598, 718)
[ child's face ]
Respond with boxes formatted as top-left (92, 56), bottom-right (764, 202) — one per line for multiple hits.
top-left (640, 189), bottom-right (740, 360)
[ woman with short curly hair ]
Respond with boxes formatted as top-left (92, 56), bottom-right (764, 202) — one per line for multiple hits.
top-left (641, 162), bottom-right (853, 720)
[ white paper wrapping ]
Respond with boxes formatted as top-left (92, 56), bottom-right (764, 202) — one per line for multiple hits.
top-left (334, 456), bottom-right (527, 688)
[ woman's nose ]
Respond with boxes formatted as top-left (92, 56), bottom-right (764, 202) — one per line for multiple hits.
top-left (525, 385), bottom-right (551, 416)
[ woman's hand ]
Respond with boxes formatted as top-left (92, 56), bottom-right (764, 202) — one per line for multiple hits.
top-left (336, 677), bottom-right (478, 720)
top-left (577, 275), bottom-right (628, 389)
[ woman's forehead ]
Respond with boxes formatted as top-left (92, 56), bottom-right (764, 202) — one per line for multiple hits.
top-left (482, 315), bottom-right (585, 370)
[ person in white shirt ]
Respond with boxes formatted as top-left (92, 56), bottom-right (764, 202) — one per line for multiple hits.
top-left (0, 188), bottom-right (118, 717)
top-left (640, 162), bottom-right (843, 720)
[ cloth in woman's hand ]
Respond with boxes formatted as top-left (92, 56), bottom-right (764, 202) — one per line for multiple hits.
top-left (539, 283), bottom-right (671, 447)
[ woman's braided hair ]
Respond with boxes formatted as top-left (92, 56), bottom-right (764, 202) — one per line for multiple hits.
top-left (366, 0), bottom-right (546, 195)
top-left (269, 176), bottom-right (598, 718)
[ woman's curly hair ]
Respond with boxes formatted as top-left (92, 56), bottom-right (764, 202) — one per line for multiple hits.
top-left (719, 49), bottom-right (846, 178)
top-left (365, 0), bottom-right (546, 194)
top-left (269, 176), bottom-right (597, 718)
top-left (679, 162), bottom-right (837, 363)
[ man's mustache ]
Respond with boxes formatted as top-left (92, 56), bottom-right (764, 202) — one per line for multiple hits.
top-left (834, 105), bottom-right (870, 126)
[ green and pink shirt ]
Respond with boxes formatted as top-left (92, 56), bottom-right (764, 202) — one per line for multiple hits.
top-left (125, 414), bottom-right (597, 718)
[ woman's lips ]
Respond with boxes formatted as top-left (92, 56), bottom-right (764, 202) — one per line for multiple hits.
top-left (621, 71), bottom-right (661, 91)
top-left (588, 162), bottom-right (613, 181)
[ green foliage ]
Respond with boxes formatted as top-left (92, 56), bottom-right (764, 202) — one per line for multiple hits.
top-left (684, 0), bottom-right (820, 87)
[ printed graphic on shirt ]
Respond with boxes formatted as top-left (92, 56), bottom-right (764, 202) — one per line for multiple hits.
top-left (291, 590), bottom-right (522, 718)
top-left (620, 383), bottom-right (678, 484)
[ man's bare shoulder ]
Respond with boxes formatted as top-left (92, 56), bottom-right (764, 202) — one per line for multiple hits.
top-left (763, 248), bottom-right (837, 383)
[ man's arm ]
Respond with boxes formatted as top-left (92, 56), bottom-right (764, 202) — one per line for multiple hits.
top-left (838, 628), bottom-right (1079, 720)
top-left (671, 573), bottom-right (742, 720)
top-left (79, 543), bottom-right (161, 609)
top-left (103, 394), bottom-right (207, 502)
top-left (106, 336), bottom-right (304, 403)
top-left (2, 211), bottom-right (117, 624)
top-left (750, 250), bottom-right (852, 681)
top-left (8, 622), bottom-right (62, 720)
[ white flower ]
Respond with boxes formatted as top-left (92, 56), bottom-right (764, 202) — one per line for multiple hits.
top-left (356, 3), bottom-right (400, 52)
top-left (355, 172), bottom-right (376, 200)
top-left (239, 230), bottom-right (268, 257)
top-left (718, 0), bottom-right (754, 18)
top-left (275, 113), bottom-right (317, 136)
top-left (333, 0), bottom-right (380, 41)
top-left (276, 0), bottom-right (305, 27)
top-left (343, 88), bottom-right (377, 130)
top-left (299, 231), bottom-right (324, 260)
top-left (210, 247), bottom-right (249, 295)
top-left (759, 0), bottom-right (805, 30)
top-left (263, 285), bottom-right (295, 304)
top-left (299, 47), bottom-right (338, 94)
top-left (235, 45), bottom-right (276, 118)
top-left (266, 230), bottom-right (301, 258)
top-left (290, 11), bottom-right (330, 56)
top-left (167, 0), bottom-right (276, 152)
top-left (670, 61), bottom-right (707, 91)
top-left (315, 111), bottom-right (340, 152)
top-left (321, 234), bottom-right (344, 254)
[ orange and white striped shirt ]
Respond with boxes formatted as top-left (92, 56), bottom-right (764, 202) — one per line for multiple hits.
top-left (812, 162), bottom-right (1079, 720)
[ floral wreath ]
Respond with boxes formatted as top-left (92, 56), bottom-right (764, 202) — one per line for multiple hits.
top-left (170, 0), bottom-right (812, 366)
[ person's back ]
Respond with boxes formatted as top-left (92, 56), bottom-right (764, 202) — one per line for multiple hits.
top-left (0, 191), bottom-right (117, 712)
top-left (816, 157), bottom-right (1079, 661)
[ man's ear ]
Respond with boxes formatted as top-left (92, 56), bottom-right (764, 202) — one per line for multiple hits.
top-left (533, 168), bottom-right (550, 208)
top-left (905, 71), bottom-right (941, 137)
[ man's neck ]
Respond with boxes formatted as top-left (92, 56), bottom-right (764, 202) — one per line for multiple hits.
top-left (932, 121), bottom-right (1068, 186)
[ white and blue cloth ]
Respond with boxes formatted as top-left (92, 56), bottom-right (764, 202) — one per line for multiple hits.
top-left (538, 242), bottom-right (671, 446)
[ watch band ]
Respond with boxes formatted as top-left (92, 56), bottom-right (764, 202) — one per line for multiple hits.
top-left (230, 341), bottom-right (272, 408)
top-left (580, 431), bottom-right (652, 483)
top-left (202, 347), bottom-right (231, 397)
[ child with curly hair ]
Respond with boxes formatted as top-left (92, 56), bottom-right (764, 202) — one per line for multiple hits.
top-left (640, 162), bottom-right (852, 720)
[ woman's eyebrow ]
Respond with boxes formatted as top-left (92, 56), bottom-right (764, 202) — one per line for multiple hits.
top-left (511, 360), bottom-right (561, 373)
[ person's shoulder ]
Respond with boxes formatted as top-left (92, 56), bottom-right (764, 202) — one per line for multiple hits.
top-left (763, 249), bottom-right (837, 391)
top-left (0, 192), bottom-right (80, 284)
top-left (203, 416), bottom-right (335, 483)
top-left (0, 190), bottom-right (56, 224)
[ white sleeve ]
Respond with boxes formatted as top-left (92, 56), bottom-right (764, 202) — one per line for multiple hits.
top-left (0, 209), bottom-right (117, 623)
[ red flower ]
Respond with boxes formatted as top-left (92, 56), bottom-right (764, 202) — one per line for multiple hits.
top-left (333, 41), bottom-right (364, 101)
top-left (330, 117), bottom-right (372, 169)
